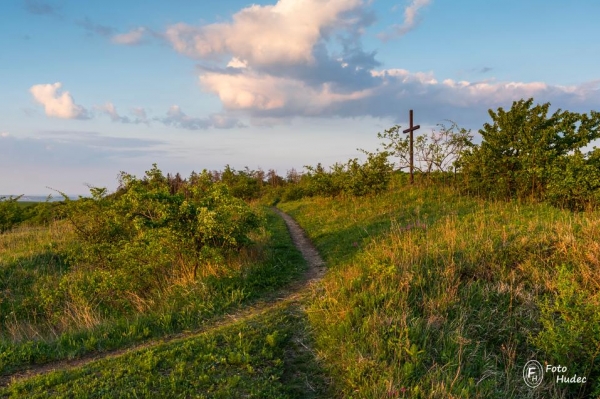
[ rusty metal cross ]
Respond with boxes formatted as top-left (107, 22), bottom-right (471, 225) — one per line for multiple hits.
top-left (402, 109), bottom-right (420, 184)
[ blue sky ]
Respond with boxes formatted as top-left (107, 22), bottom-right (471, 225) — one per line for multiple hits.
top-left (2, 0), bottom-right (599, 195)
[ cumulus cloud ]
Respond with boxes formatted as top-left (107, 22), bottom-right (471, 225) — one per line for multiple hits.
top-left (30, 82), bottom-right (89, 119)
top-left (200, 70), bottom-right (373, 116)
top-left (379, 0), bottom-right (432, 40)
top-left (95, 102), bottom-right (131, 123)
top-left (165, 0), bottom-right (365, 66)
top-left (158, 105), bottom-right (245, 130)
top-left (112, 27), bottom-right (148, 45)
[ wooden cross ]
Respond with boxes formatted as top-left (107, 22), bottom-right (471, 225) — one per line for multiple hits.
top-left (402, 109), bottom-right (420, 184)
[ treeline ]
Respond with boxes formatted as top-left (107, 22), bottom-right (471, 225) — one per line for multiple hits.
top-left (143, 150), bottom-right (394, 205)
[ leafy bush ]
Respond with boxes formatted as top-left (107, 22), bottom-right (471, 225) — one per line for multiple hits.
top-left (54, 165), bottom-right (263, 316)
top-left (458, 98), bottom-right (600, 203)
top-left (0, 196), bottom-right (24, 233)
top-left (546, 150), bottom-right (600, 211)
top-left (301, 151), bottom-right (393, 198)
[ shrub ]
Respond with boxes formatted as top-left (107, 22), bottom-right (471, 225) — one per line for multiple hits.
top-left (458, 98), bottom-right (600, 202)
top-left (54, 165), bottom-right (263, 316)
top-left (0, 195), bottom-right (24, 233)
top-left (546, 150), bottom-right (600, 211)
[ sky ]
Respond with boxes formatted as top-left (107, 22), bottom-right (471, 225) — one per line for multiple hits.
top-left (1, 0), bottom-right (600, 195)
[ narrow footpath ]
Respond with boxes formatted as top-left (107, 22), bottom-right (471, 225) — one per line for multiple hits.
top-left (0, 208), bottom-right (326, 388)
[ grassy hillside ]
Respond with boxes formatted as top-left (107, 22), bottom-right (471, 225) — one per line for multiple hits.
top-left (4, 172), bottom-right (600, 398)
top-left (278, 177), bottom-right (600, 398)
top-left (0, 208), bottom-right (306, 377)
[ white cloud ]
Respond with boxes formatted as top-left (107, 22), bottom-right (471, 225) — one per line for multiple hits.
top-left (379, 0), bottom-right (432, 40)
top-left (95, 102), bottom-right (128, 122)
top-left (158, 105), bottom-right (245, 130)
top-left (29, 82), bottom-right (89, 119)
top-left (200, 71), bottom-right (373, 116)
top-left (95, 103), bottom-right (150, 124)
top-left (0, 132), bottom-right (9, 137)
top-left (112, 27), bottom-right (147, 45)
top-left (165, 0), bottom-right (364, 66)
top-left (226, 57), bottom-right (248, 69)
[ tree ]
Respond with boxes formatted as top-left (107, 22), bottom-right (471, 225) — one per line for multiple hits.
top-left (459, 98), bottom-right (600, 200)
top-left (375, 121), bottom-right (472, 177)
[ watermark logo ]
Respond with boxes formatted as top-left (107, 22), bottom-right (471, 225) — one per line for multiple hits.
top-left (523, 360), bottom-right (588, 388)
top-left (523, 360), bottom-right (544, 388)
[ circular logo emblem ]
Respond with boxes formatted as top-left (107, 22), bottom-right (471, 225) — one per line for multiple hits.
top-left (523, 360), bottom-right (544, 388)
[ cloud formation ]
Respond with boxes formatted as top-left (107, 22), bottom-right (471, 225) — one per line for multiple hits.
top-left (23, 0), bottom-right (59, 16)
top-left (158, 105), bottom-right (245, 130)
top-left (112, 27), bottom-right (147, 45)
top-left (165, 0), bottom-right (365, 66)
top-left (95, 103), bottom-right (151, 124)
top-left (159, 0), bottom-right (600, 128)
top-left (378, 0), bottom-right (432, 40)
top-left (30, 82), bottom-right (89, 119)
top-left (77, 17), bottom-right (115, 37)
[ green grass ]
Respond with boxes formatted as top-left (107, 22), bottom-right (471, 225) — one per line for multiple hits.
top-left (278, 178), bottom-right (600, 398)
top-left (0, 208), bottom-right (307, 377)
top-left (0, 302), bottom-right (329, 398)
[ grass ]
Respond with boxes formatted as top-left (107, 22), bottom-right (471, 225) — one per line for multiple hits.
top-left (0, 301), bottom-right (329, 398)
top-left (278, 177), bottom-right (600, 398)
top-left (0, 207), bottom-right (307, 377)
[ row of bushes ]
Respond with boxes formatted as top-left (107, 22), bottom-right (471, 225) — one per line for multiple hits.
top-left (0, 196), bottom-right (64, 233)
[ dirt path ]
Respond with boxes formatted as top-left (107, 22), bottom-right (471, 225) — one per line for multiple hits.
top-left (0, 208), bottom-right (326, 388)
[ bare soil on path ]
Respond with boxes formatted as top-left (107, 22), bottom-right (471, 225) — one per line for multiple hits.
top-left (0, 208), bottom-right (326, 388)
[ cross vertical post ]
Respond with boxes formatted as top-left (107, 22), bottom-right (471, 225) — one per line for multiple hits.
top-left (402, 109), bottom-right (420, 184)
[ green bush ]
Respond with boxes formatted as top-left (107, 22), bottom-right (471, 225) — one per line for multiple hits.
top-left (546, 150), bottom-right (600, 211)
top-left (301, 151), bottom-right (393, 199)
top-left (55, 165), bottom-right (263, 317)
top-left (458, 98), bottom-right (600, 203)
top-left (0, 196), bottom-right (24, 233)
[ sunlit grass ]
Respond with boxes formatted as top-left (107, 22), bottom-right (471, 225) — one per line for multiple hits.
top-left (279, 178), bottom-right (600, 398)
